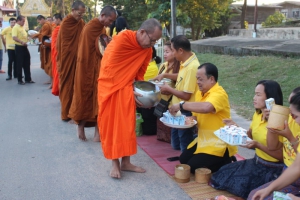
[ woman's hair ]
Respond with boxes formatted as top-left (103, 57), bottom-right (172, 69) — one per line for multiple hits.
top-left (290, 92), bottom-right (300, 112)
top-left (292, 87), bottom-right (300, 94)
top-left (164, 41), bottom-right (180, 74)
top-left (115, 16), bottom-right (129, 33)
top-left (256, 80), bottom-right (283, 113)
top-left (109, 10), bottom-right (122, 36)
top-left (152, 47), bottom-right (161, 64)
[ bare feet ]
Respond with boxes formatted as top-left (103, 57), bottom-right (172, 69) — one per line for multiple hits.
top-left (110, 159), bottom-right (121, 178)
top-left (77, 121), bottom-right (87, 141)
top-left (121, 156), bottom-right (146, 173)
top-left (93, 124), bottom-right (100, 142)
top-left (48, 83), bottom-right (52, 89)
top-left (43, 81), bottom-right (51, 85)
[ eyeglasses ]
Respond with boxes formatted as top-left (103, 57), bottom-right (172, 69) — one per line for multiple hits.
top-left (145, 31), bottom-right (158, 44)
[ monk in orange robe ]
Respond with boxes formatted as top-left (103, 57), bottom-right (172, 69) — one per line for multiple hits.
top-left (51, 14), bottom-right (62, 96)
top-left (57, 1), bottom-right (85, 121)
top-left (31, 15), bottom-right (53, 81)
top-left (68, 6), bottom-right (117, 141)
top-left (98, 18), bottom-right (162, 178)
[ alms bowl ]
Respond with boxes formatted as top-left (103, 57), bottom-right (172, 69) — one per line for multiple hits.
top-left (134, 81), bottom-right (161, 108)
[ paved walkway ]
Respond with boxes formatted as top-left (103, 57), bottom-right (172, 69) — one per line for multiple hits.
top-left (0, 46), bottom-right (253, 200)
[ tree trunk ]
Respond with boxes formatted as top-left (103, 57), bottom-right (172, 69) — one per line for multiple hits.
top-left (196, 26), bottom-right (201, 40)
top-left (241, 0), bottom-right (247, 29)
top-left (94, 0), bottom-right (97, 17)
top-left (191, 21), bottom-right (195, 40)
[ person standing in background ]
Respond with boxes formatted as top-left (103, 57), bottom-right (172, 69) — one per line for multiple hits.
top-left (12, 15), bottom-right (34, 85)
top-left (1, 18), bottom-right (17, 80)
top-left (0, 20), bottom-right (4, 74)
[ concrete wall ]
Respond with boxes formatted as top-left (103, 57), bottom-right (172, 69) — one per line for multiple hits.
top-left (228, 28), bottom-right (300, 39)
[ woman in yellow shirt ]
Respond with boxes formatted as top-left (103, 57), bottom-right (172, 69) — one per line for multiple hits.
top-left (249, 87), bottom-right (300, 200)
top-left (209, 80), bottom-right (284, 199)
top-left (155, 41), bottom-right (180, 142)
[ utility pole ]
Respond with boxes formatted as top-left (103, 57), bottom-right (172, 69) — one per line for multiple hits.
top-left (170, 0), bottom-right (176, 38)
top-left (254, 0), bottom-right (258, 32)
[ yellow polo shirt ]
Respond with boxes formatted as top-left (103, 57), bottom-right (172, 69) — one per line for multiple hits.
top-left (12, 24), bottom-right (28, 45)
top-left (144, 60), bottom-right (158, 81)
top-left (187, 83), bottom-right (238, 157)
top-left (171, 53), bottom-right (199, 104)
top-left (1, 26), bottom-right (15, 50)
top-left (282, 115), bottom-right (300, 166)
top-left (251, 112), bottom-right (280, 162)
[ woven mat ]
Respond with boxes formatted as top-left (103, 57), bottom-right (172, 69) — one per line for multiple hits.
top-left (173, 175), bottom-right (239, 200)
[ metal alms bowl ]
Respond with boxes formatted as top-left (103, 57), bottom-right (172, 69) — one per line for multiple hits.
top-left (134, 81), bottom-right (161, 108)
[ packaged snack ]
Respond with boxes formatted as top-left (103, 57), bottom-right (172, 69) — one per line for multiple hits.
top-left (273, 191), bottom-right (292, 200)
top-left (265, 98), bottom-right (275, 111)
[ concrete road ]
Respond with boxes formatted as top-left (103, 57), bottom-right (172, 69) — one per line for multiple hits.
top-left (0, 46), bottom-right (191, 200)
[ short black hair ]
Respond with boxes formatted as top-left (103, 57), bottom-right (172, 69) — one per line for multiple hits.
top-left (198, 63), bottom-right (218, 82)
top-left (16, 15), bottom-right (25, 22)
top-left (292, 87), bottom-right (300, 94)
top-left (290, 92), bottom-right (300, 112)
top-left (100, 5), bottom-right (117, 16)
top-left (115, 16), bottom-right (129, 33)
top-left (171, 35), bottom-right (191, 51)
top-left (152, 47), bottom-right (161, 64)
top-left (9, 17), bottom-right (16, 22)
top-left (72, 1), bottom-right (85, 9)
top-left (53, 13), bottom-right (62, 21)
top-left (256, 80), bottom-right (283, 106)
top-left (37, 15), bottom-right (45, 20)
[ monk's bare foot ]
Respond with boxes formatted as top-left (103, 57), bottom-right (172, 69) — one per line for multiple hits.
top-left (43, 81), bottom-right (51, 85)
top-left (48, 84), bottom-right (52, 89)
top-left (93, 124), bottom-right (100, 142)
top-left (110, 159), bottom-right (121, 178)
top-left (77, 122), bottom-right (86, 141)
top-left (121, 162), bottom-right (146, 173)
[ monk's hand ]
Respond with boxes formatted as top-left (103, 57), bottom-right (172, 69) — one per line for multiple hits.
top-left (153, 74), bottom-right (164, 81)
top-left (169, 103), bottom-right (180, 116)
top-left (134, 91), bottom-right (143, 107)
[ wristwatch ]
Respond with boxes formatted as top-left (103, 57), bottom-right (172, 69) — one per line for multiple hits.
top-left (179, 101), bottom-right (185, 110)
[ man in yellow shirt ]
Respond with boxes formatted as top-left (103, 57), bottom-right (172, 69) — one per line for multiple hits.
top-left (169, 63), bottom-right (237, 173)
top-left (1, 18), bottom-right (17, 80)
top-left (160, 35), bottom-right (199, 151)
top-left (12, 15), bottom-right (34, 85)
top-left (0, 20), bottom-right (4, 74)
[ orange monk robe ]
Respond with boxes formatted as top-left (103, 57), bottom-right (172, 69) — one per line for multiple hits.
top-left (57, 14), bottom-right (85, 120)
top-left (32, 21), bottom-right (53, 77)
top-left (51, 25), bottom-right (60, 96)
top-left (98, 30), bottom-right (152, 159)
top-left (68, 18), bottom-right (106, 126)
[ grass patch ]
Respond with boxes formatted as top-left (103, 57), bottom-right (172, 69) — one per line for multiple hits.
top-left (196, 53), bottom-right (300, 120)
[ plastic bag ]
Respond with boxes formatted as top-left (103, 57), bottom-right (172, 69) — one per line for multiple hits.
top-left (136, 113), bottom-right (144, 136)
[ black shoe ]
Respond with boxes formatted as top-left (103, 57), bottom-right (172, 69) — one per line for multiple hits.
top-left (25, 80), bottom-right (35, 83)
top-left (18, 81), bottom-right (25, 85)
top-left (6, 77), bottom-right (12, 81)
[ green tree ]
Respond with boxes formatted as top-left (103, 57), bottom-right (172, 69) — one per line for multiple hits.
top-left (103, 0), bottom-right (149, 30)
top-left (177, 0), bottom-right (231, 40)
top-left (262, 11), bottom-right (285, 28)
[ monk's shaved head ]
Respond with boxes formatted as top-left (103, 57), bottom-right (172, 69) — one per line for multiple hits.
top-left (72, 1), bottom-right (85, 9)
top-left (139, 18), bottom-right (162, 34)
top-left (100, 5), bottom-right (117, 17)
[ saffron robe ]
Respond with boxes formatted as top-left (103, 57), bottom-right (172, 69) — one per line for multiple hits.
top-left (33, 21), bottom-right (53, 76)
top-left (68, 18), bottom-right (106, 125)
top-left (98, 30), bottom-right (152, 159)
top-left (51, 25), bottom-right (60, 96)
top-left (57, 14), bottom-right (85, 120)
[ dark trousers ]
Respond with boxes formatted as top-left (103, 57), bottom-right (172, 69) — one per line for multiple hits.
top-left (137, 107), bottom-right (157, 135)
top-left (180, 144), bottom-right (231, 173)
top-left (7, 49), bottom-right (16, 78)
top-left (15, 45), bottom-right (31, 82)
